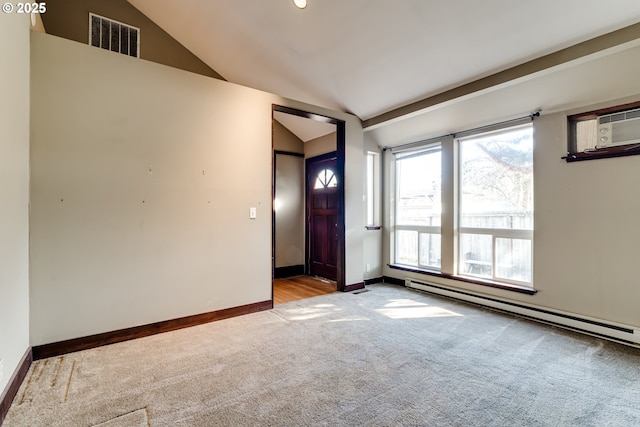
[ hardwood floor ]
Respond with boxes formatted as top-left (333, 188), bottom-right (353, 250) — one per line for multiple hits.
top-left (273, 275), bottom-right (337, 304)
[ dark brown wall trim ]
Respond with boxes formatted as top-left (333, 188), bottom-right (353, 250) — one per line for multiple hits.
top-left (0, 348), bottom-right (32, 426)
top-left (274, 265), bottom-right (305, 278)
top-left (274, 150), bottom-right (305, 158)
top-left (273, 105), bottom-right (342, 125)
top-left (32, 300), bottom-right (273, 360)
top-left (382, 276), bottom-right (405, 286)
top-left (567, 100), bottom-right (640, 121)
top-left (344, 282), bottom-right (365, 292)
top-left (563, 144), bottom-right (640, 162)
top-left (364, 277), bottom-right (383, 286)
top-left (273, 104), bottom-right (346, 292)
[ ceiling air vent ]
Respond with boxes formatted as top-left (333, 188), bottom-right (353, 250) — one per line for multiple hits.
top-left (89, 13), bottom-right (140, 58)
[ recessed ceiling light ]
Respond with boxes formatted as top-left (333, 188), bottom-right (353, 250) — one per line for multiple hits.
top-left (293, 0), bottom-right (307, 9)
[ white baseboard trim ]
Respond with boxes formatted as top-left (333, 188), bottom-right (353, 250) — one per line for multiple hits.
top-left (405, 278), bottom-right (640, 347)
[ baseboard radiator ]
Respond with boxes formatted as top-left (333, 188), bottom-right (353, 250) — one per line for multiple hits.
top-left (405, 278), bottom-right (640, 347)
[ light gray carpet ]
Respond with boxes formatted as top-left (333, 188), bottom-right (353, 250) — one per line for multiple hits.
top-left (5, 283), bottom-right (640, 426)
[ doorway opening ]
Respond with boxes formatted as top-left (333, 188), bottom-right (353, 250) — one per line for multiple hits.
top-left (272, 105), bottom-right (346, 304)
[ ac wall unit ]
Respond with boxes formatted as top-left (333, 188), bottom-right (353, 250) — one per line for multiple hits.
top-left (597, 108), bottom-right (640, 149)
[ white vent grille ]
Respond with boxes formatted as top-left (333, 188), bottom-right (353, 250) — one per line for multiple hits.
top-left (89, 13), bottom-right (140, 58)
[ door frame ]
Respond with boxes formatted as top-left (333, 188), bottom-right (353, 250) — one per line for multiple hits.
top-left (272, 105), bottom-right (346, 292)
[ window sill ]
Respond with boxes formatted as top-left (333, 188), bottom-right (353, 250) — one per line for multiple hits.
top-left (388, 264), bottom-right (537, 295)
top-left (563, 143), bottom-right (640, 163)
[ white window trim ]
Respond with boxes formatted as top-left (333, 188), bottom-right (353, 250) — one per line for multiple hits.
top-left (455, 123), bottom-right (534, 287)
top-left (395, 225), bottom-right (442, 270)
top-left (458, 227), bottom-right (533, 286)
top-left (365, 151), bottom-right (381, 227)
top-left (393, 142), bottom-right (442, 270)
top-left (388, 118), bottom-right (536, 291)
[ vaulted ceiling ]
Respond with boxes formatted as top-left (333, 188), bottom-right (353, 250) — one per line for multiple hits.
top-left (128, 0), bottom-right (640, 143)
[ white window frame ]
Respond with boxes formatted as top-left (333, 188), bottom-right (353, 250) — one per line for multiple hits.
top-left (394, 226), bottom-right (442, 270)
top-left (365, 151), bottom-right (381, 228)
top-left (393, 144), bottom-right (442, 271)
top-left (388, 117), bottom-right (536, 291)
top-left (456, 124), bottom-right (534, 287)
top-left (457, 228), bottom-right (533, 285)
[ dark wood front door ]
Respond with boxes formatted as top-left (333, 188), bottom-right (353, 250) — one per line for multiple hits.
top-left (307, 155), bottom-right (338, 281)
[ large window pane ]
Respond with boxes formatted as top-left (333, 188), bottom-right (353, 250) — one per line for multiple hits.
top-left (460, 233), bottom-right (492, 278)
top-left (458, 124), bottom-right (533, 285)
top-left (460, 126), bottom-right (533, 230)
top-left (396, 149), bottom-right (441, 226)
top-left (396, 230), bottom-right (418, 266)
top-left (366, 151), bottom-right (380, 227)
top-left (419, 233), bottom-right (441, 268)
top-left (496, 238), bottom-right (532, 283)
top-left (395, 146), bottom-right (442, 271)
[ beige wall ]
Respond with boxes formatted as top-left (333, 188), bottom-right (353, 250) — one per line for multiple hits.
top-left (0, 13), bottom-right (31, 395)
top-left (273, 121), bottom-right (305, 269)
top-left (273, 120), bottom-right (304, 154)
top-left (363, 134), bottom-right (383, 280)
top-left (29, 33), bottom-right (363, 346)
top-left (381, 43), bottom-right (640, 330)
top-left (40, 0), bottom-right (223, 79)
top-left (344, 128), bottom-right (365, 287)
top-left (305, 132), bottom-right (337, 159)
top-left (274, 154), bottom-right (305, 269)
top-left (532, 108), bottom-right (640, 326)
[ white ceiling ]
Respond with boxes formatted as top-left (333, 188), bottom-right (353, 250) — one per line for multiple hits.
top-left (366, 41), bottom-right (640, 147)
top-left (274, 111), bottom-right (336, 143)
top-left (128, 0), bottom-right (640, 142)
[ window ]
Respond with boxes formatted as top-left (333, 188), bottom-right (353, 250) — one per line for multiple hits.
top-left (366, 151), bottom-right (381, 228)
top-left (314, 169), bottom-right (337, 189)
top-left (390, 118), bottom-right (535, 292)
top-left (394, 145), bottom-right (441, 270)
top-left (89, 13), bottom-right (140, 58)
top-left (458, 125), bottom-right (533, 285)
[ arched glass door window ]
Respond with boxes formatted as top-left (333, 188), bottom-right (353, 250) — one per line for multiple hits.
top-left (314, 169), bottom-right (338, 189)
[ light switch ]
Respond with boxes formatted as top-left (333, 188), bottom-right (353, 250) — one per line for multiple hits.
top-left (250, 207), bottom-right (257, 219)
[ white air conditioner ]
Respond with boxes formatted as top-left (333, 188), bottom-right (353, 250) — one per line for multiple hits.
top-left (597, 108), bottom-right (640, 149)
